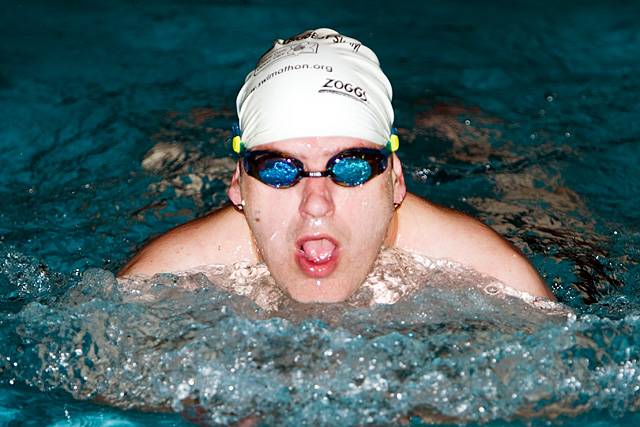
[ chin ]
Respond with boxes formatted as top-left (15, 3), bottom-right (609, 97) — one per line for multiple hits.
top-left (279, 275), bottom-right (362, 304)
top-left (262, 241), bottom-right (379, 303)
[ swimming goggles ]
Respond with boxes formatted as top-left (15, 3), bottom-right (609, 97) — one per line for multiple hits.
top-left (230, 123), bottom-right (400, 188)
top-left (242, 147), bottom-right (390, 188)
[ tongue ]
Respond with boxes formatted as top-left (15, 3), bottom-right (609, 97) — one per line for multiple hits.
top-left (302, 239), bottom-right (336, 263)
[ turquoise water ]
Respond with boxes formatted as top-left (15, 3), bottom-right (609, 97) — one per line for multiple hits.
top-left (1, 0), bottom-right (640, 425)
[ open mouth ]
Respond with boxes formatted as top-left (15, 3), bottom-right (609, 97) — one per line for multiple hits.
top-left (295, 236), bottom-right (340, 278)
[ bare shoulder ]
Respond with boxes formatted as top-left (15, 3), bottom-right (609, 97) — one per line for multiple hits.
top-left (394, 193), bottom-right (555, 299)
top-left (118, 205), bottom-right (256, 277)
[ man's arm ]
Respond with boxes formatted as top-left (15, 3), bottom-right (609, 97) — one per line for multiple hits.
top-left (394, 193), bottom-right (556, 300)
top-left (118, 205), bottom-right (255, 277)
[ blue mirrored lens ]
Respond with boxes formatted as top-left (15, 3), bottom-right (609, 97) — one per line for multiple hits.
top-left (331, 158), bottom-right (372, 186)
top-left (258, 159), bottom-right (299, 187)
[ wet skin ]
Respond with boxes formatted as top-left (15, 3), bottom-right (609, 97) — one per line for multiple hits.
top-left (119, 137), bottom-right (556, 301)
top-left (226, 137), bottom-right (404, 303)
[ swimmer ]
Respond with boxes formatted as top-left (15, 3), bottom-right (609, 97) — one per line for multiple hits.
top-left (118, 28), bottom-right (555, 302)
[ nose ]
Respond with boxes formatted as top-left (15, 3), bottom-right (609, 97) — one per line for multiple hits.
top-left (299, 177), bottom-right (335, 218)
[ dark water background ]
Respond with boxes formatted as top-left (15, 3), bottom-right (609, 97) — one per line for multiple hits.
top-left (1, 0), bottom-right (640, 425)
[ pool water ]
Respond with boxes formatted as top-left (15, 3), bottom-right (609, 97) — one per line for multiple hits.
top-left (1, 0), bottom-right (640, 425)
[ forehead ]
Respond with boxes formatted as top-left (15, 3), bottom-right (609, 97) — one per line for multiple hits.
top-left (257, 137), bottom-right (381, 160)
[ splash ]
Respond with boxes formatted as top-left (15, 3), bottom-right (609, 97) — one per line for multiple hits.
top-left (0, 248), bottom-right (638, 426)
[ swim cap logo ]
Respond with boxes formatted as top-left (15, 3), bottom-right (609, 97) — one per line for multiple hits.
top-left (282, 30), bottom-right (332, 44)
top-left (282, 31), bottom-right (362, 52)
top-left (319, 78), bottom-right (368, 103)
top-left (255, 41), bottom-right (319, 75)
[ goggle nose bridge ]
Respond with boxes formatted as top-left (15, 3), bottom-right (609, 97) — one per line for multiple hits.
top-left (305, 171), bottom-right (329, 178)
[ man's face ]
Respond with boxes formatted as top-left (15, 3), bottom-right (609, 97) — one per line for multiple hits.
top-left (228, 137), bottom-right (406, 303)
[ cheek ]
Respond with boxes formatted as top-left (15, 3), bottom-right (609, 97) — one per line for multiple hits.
top-left (336, 180), bottom-right (393, 230)
top-left (347, 173), bottom-right (392, 209)
top-left (242, 183), bottom-right (299, 239)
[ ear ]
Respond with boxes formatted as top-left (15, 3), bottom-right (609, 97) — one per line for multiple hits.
top-left (227, 161), bottom-right (243, 206)
top-left (390, 153), bottom-right (407, 205)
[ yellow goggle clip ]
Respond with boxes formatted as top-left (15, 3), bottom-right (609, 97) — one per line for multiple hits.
top-left (387, 127), bottom-right (400, 153)
top-left (231, 123), bottom-right (245, 154)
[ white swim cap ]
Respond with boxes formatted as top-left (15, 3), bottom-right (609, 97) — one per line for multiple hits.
top-left (235, 28), bottom-right (394, 150)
